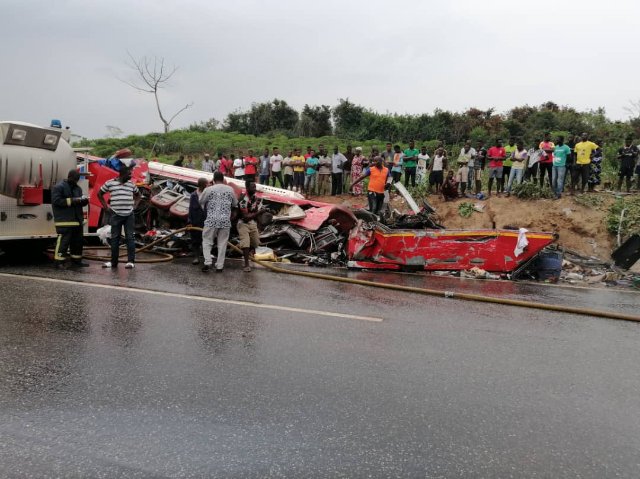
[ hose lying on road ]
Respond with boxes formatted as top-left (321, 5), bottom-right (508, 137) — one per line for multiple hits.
top-left (81, 247), bottom-right (174, 263)
top-left (51, 228), bottom-right (182, 263)
top-left (82, 226), bottom-right (640, 323)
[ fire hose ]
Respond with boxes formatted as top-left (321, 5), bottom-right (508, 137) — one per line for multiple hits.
top-left (80, 226), bottom-right (640, 323)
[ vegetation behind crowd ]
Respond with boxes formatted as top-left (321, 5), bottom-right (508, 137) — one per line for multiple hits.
top-left (79, 98), bottom-right (639, 185)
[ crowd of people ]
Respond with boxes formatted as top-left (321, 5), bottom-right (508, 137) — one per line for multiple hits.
top-left (177, 134), bottom-right (640, 202)
top-left (51, 134), bottom-right (639, 273)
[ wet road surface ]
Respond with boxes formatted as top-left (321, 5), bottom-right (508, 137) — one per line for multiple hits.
top-left (1, 258), bottom-right (640, 477)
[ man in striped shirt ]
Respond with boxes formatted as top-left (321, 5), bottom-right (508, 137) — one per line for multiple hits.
top-left (98, 167), bottom-right (140, 269)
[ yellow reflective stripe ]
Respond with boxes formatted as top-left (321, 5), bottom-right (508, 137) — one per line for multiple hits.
top-left (54, 234), bottom-right (64, 260)
top-left (70, 255), bottom-right (83, 259)
top-left (66, 198), bottom-right (72, 206)
top-left (54, 221), bottom-right (81, 226)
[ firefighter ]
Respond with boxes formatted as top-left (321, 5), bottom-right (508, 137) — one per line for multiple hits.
top-left (51, 169), bottom-right (89, 269)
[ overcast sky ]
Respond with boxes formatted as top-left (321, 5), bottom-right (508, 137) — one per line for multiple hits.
top-left (2, 0), bottom-right (639, 139)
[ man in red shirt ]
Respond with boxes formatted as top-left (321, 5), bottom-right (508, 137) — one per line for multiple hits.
top-left (243, 149), bottom-right (258, 182)
top-left (218, 154), bottom-right (233, 177)
top-left (487, 139), bottom-right (506, 196)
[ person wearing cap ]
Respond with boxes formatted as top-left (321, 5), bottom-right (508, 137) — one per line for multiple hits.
top-left (202, 153), bottom-right (214, 173)
top-left (349, 156), bottom-right (390, 216)
top-left (51, 169), bottom-right (89, 269)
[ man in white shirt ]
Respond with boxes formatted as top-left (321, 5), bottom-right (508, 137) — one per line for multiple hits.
top-left (233, 155), bottom-right (245, 179)
top-left (269, 147), bottom-right (284, 188)
top-left (417, 146), bottom-right (430, 184)
top-left (459, 141), bottom-right (476, 186)
top-left (525, 140), bottom-right (543, 183)
top-left (457, 142), bottom-right (476, 195)
top-left (331, 145), bottom-right (347, 195)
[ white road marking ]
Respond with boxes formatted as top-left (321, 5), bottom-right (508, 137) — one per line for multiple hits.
top-left (0, 273), bottom-right (382, 322)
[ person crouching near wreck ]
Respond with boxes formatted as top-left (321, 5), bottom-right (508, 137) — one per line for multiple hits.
top-left (199, 172), bottom-right (238, 273)
top-left (442, 170), bottom-right (458, 201)
top-left (238, 181), bottom-right (262, 272)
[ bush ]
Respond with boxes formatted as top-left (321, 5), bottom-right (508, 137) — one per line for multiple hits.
top-left (511, 182), bottom-right (555, 199)
top-left (458, 202), bottom-right (475, 218)
top-left (573, 194), bottom-right (604, 208)
top-left (607, 197), bottom-right (640, 237)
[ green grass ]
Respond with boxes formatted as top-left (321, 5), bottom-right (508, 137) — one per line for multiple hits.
top-left (458, 202), bottom-right (475, 218)
top-left (607, 196), bottom-right (640, 237)
top-left (573, 194), bottom-right (605, 208)
top-left (78, 130), bottom-right (390, 161)
top-left (511, 182), bottom-right (555, 199)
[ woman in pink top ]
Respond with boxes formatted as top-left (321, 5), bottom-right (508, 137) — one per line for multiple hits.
top-left (538, 133), bottom-right (555, 188)
top-left (351, 147), bottom-right (365, 195)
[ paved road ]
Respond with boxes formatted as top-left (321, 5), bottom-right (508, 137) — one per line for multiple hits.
top-left (1, 259), bottom-right (639, 478)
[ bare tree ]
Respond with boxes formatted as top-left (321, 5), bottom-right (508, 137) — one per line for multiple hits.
top-left (623, 99), bottom-right (640, 119)
top-left (105, 125), bottom-right (124, 138)
top-left (121, 52), bottom-right (193, 133)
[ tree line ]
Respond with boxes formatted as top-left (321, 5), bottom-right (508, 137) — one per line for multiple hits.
top-left (188, 98), bottom-right (640, 147)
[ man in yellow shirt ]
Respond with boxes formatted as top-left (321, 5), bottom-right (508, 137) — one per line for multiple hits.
top-left (291, 148), bottom-right (306, 193)
top-left (572, 133), bottom-right (599, 194)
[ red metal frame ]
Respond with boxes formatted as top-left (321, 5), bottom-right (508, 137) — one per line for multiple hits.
top-left (347, 225), bottom-right (555, 272)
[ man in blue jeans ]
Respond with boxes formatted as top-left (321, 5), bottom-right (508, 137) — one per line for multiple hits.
top-left (552, 136), bottom-right (571, 198)
top-left (258, 148), bottom-right (271, 185)
top-left (98, 167), bottom-right (140, 269)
